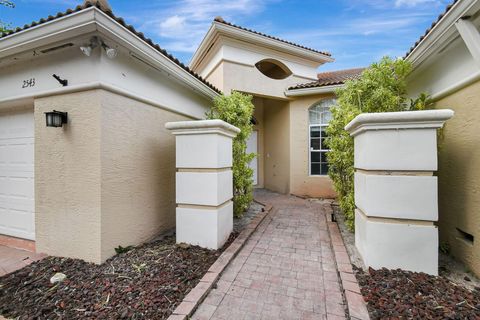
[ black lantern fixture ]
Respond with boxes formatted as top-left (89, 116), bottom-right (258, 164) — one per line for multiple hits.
top-left (45, 110), bottom-right (68, 127)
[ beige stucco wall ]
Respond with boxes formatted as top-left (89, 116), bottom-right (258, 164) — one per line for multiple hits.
top-left (289, 94), bottom-right (336, 198)
top-left (205, 63), bottom-right (225, 92)
top-left (221, 61), bottom-right (314, 99)
top-left (35, 90), bottom-right (103, 262)
top-left (263, 99), bottom-right (290, 194)
top-left (99, 90), bottom-right (188, 260)
top-left (35, 89), bottom-right (191, 263)
top-left (435, 80), bottom-right (480, 277)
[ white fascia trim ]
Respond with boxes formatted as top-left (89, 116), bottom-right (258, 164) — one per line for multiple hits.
top-left (0, 81), bottom-right (201, 119)
top-left (284, 84), bottom-right (343, 97)
top-left (431, 69), bottom-right (480, 101)
top-left (406, 0), bottom-right (479, 68)
top-left (190, 22), bottom-right (334, 70)
top-left (0, 7), bottom-right (219, 100)
top-left (0, 7), bottom-right (97, 57)
top-left (190, 24), bottom-right (217, 70)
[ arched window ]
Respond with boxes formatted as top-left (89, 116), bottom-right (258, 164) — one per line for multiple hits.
top-left (255, 59), bottom-right (292, 80)
top-left (309, 98), bottom-right (336, 175)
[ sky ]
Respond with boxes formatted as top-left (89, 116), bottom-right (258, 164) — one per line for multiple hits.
top-left (1, 0), bottom-right (452, 71)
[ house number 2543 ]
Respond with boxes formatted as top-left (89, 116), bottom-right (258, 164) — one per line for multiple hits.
top-left (22, 78), bottom-right (35, 88)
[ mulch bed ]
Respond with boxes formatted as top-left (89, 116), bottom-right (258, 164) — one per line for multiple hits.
top-left (355, 266), bottom-right (480, 319)
top-left (0, 233), bottom-right (237, 319)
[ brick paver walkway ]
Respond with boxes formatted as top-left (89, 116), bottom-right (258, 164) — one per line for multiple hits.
top-left (192, 190), bottom-right (347, 320)
top-left (0, 245), bottom-right (45, 277)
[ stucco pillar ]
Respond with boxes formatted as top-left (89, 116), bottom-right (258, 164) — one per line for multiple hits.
top-left (345, 109), bottom-right (454, 275)
top-left (166, 120), bottom-right (240, 249)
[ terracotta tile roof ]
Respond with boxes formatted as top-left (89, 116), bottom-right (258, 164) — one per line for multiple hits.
top-left (0, 1), bottom-right (221, 94)
top-left (288, 67), bottom-right (365, 90)
top-left (405, 0), bottom-right (458, 58)
top-left (213, 17), bottom-right (331, 57)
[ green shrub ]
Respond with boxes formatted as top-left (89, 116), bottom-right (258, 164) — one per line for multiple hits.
top-left (206, 91), bottom-right (255, 217)
top-left (0, 1), bottom-right (15, 34)
top-left (326, 57), bottom-right (432, 230)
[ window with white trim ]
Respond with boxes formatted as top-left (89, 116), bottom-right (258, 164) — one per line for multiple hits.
top-left (309, 99), bottom-right (335, 175)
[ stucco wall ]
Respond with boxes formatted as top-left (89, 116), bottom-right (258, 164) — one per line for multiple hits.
top-left (35, 89), bottom-right (194, 263)
top-left (289, 95), bottom-right (336, 198)
top-left (263, 99), bottom-right (290, 194)
top-left (435, 80), bottom-right (480, 276)
top-left (205, 63), bottom-right (225, 93)
top-left (222, 61), bottom-right (314, 99)
top-left (35, 90), bottom-right (102, 262)
top-left (99, 90), bottom-right (189, 260)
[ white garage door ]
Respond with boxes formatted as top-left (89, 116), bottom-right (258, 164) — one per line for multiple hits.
top-left (0, 108), bottom-right (35, 240)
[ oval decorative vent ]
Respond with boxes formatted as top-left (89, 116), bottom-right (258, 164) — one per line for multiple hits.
top-left (255, 59), bottom-right (292, 80)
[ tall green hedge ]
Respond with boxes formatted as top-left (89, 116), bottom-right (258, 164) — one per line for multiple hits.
top-left (0, 1), bottom-right (15, 34)
top-left (206, 92), bottom-right (255, 217)
top-left (326, 57), bottom-right (431, 230)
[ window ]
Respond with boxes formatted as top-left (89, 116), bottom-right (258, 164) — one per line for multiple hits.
top-left (309, 99), bottom-right (335, 175)
top-left (255, 59), bottom-right (292, 80)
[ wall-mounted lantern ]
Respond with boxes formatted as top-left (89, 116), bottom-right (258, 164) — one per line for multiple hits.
top-left (45, 110), bottom-right (68, 127)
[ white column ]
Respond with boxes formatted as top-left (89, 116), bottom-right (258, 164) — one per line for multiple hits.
top-left (345, 109), bottom-right (454, 275)
top-left (166, 120), bottom-right (240, 249)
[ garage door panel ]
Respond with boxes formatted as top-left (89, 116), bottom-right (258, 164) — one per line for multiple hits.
top-left (0, 108), bottom-right (35, 240)
top-left (0, 189), bottom-right (34, 207)
top-left (0, 139), bottom-right (34, 164)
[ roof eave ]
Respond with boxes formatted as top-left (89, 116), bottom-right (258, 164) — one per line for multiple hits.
top-left (0, 7), bottom-right (220, 100)
top-left (406, 0), bottom-right (480, 68)
top-left (93, 9), bottom-right (219, 99)
top-left (190, 21), bottom-right (334, 71)
top-left (0, 6), bottom-right (97, 57)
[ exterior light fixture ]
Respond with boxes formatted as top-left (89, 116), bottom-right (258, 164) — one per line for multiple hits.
top-left (80, 45), bottom-right (93, 56)
top-left (80, 37), bottom-right (99, 57)
top-left (80, 37), bottom-right (118, 59)
top-left (101, 43), bottom-right (118, 59)
top-left (45, 110), bottom-right (68, 127)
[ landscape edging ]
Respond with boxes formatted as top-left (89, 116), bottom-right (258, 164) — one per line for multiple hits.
top-left (167, 202), bottom-right (273, 320)
top-left (324, 204), bottom-right (371, 320)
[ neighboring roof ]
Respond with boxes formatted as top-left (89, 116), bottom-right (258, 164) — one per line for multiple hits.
top-left (405, 0), bottom-right (458, 58)
top-left (0, 1), bottom-right (221, 94)
top-left (288, 68), bottom-right (365, 90)
top-left (213, 17), bottom-right (331, 57)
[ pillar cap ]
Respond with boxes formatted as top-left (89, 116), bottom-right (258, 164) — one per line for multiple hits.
top-left (166, 119), bottom-right (240, 138)
top-left (345, 109), bottom-right (454, 136)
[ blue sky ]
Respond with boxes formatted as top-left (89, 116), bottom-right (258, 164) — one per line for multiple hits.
top-left (1, 0), bottom-right (451, 71)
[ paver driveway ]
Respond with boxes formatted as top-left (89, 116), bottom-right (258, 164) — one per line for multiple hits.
top-left (192, 190), bottom-right (347, 320)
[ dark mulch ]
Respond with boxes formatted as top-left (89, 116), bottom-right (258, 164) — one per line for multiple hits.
top-left (355, 266), bottom-right (480, 320)
top-left (0, 233), bottom-right (238, 320)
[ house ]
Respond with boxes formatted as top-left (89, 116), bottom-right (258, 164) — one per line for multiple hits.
top-left (0, 0), bottom-right (359, 263)
top-left (405, 0), bottom-right (480, 276)
top-left (190, 17), bottom-right (363, 197)
top-left (0, 0), bottom-right (218, 263)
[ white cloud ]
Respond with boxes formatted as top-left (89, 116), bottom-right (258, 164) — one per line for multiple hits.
top-left (158, 15), bottom-right (187, 38)
top-left (394, 0), bottom-right (438, 7)
top-left (130, 0), bottom-right (275, 55)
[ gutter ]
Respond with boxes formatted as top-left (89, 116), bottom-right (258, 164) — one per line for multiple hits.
top-left (406, 0), bottom-right (479, 68)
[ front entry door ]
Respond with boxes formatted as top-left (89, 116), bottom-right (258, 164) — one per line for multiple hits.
top-left (246, 131), bottom-right (258, 185)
